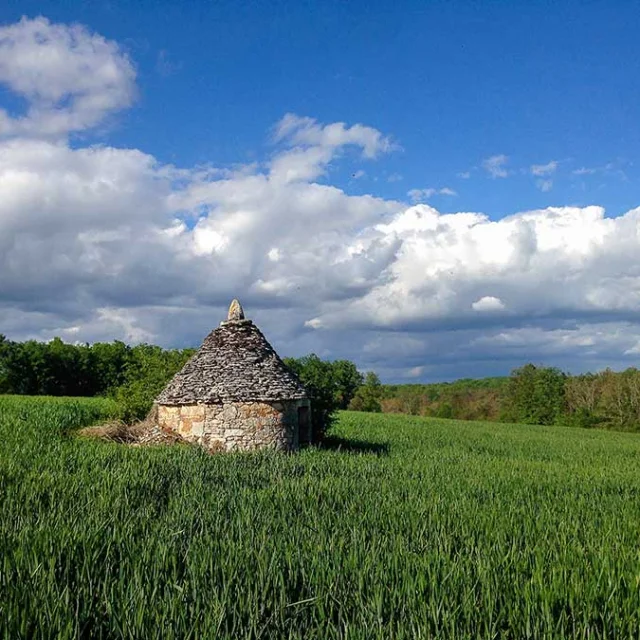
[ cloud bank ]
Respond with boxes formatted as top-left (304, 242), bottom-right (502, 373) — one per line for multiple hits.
top-left (1, 17), bottom-right (640, 381)
top-left (0, 17), bottom-right (136, 137)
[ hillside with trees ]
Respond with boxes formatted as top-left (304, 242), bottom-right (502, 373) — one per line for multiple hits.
top-left (0, 336), bottom-right (371, 436)
top-left (382, 364), bottom-right (640, 431)
top-left (3, 335), bottom-right (640, 432)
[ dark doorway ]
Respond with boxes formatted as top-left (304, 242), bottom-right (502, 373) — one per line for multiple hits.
top-left (298, 406), bottom-right (311, 446)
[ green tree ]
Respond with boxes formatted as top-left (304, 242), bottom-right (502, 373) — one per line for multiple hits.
top-left (283, 354), bottom-right (340, 442)
top-left (565, 373), bottom-right (603, 428)
top-left (9, 340), bottom-right (49, 395)
top-left (349, 372), bottom-right (382, 413)
top-left (0, 335), bottom-right (11, 393)
top-left (502, 364), bottom-right (567, 425)
top-left (89, 341), bottom-right (130, 395)
top-left (435, 401), bottom-right (454, 419)
top-left (332, 360), bottom-right (364, 409)
top-left (598, 367), bottom-right (640, 430)
top-left (114, 344), bottom-right (195, 423)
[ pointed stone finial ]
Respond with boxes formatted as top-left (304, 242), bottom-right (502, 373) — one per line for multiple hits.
top-left (227, 299), bottom-right (245, 321)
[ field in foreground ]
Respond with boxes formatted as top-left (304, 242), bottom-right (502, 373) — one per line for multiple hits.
top-left (2, 397), bottom-right (640, 638)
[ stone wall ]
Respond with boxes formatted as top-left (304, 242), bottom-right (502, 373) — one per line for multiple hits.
top-left (156, 399), bottom-right (311, 452)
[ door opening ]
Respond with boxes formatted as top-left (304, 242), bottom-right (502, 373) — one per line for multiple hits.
top-left (297, 406), bottom-right (311, 446)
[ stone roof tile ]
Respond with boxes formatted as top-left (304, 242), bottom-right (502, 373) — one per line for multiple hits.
top-left (156, 304), bottom-right (308, 405)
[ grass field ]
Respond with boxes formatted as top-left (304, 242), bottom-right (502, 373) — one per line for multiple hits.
top-left (2, 396), bottom-right (640, 638)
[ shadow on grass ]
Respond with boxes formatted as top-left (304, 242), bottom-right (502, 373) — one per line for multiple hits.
top-left (320, 436), bottom-right (389, 456)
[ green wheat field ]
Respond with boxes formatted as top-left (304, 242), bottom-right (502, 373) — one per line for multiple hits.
top-left (2, 395), bottom-right (640, 639)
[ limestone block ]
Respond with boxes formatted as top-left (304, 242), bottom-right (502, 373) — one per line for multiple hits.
top-left (206, 404), bottom-right (223, 417)
top-left (191, 421), bottom-right (205, 437)
top-left (221, 404), bottom-right (238, 420)
top-left (157, 398), bottom-right (305, 453)
top-left (227, 299), bottom-right (245, 321)
top-left (237, 404), bottom-right (254, 418)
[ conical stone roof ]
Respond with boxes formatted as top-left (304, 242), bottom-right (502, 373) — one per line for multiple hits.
top-left (156, 300), bottom-right (308, 405)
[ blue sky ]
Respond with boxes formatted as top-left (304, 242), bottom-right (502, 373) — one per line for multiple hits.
top-left (0, 1), bottom-right (639, 381)
top-left (2, 0), bottom-right (638, 214)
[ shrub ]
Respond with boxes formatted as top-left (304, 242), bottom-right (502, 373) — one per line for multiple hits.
top-left (349, 372), bottom-right (383, 413)
top-left (283, 355), bottom-right (340, 442)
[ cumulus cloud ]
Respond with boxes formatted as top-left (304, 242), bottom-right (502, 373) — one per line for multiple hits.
top-left (482, 154), bottom-right (509, 178)
top-left (268, 113), bottom-right (395, 184)
top-left (304, 203), bottom-right (640, 345)
top-left (0, 16), bottom-right (136, 137)
top-left (3, 132), bottom-right (640, 378)
top-left (274, 113), bottom-right (394, 157)
top-left (2, 17), bottom-right (640, 382)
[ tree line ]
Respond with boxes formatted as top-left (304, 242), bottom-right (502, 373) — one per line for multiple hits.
top-left (0, 336), bottom-right (197, 420)
top-left (0, 336), bottom-right (382, 437)
top-left (382, 363), bottom-right (640, 432)
top-left (283, 356), bottom-right (381, 440)
top-left (11, 335), bottom-right (638, 432)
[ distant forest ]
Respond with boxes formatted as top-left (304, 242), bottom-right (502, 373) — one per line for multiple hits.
top-left (383, 364), bottom-right (640, 432)
top-left (0, 336), bottom-right (374, 435)
top-left (2, 335), bottom-right (640, 432)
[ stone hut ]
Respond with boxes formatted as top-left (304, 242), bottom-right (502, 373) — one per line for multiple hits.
top-left (155, 299), bottom-right (311, 452)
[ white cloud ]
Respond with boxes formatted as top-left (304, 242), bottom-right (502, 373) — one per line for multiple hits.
top-left (307, 203), bottom-right (640, 335)
top-left (530, 160), bottom-right (558, 176)
top-left (408, 187), bottom-right (457, 202)
top-left (482, 154), bottom-right (509, 178)
top-left (457, 171), bottom-right (471, 179)
top-left (472, 296), bottom-right (506, 312)
top-left (95, 307), bottom-right (155, 343)
top-left (408, 188), bottom-right (436, 201)
top-left (4, 129), bottom-right (640, 377)
top-left (2, 17), bottom-right (640, 381)
top-left (274, 113), bottom-right (394, 158)
top-left (572, 163), bottom-right (621, 178)
top-left (0, 16), bottom-right (136, 138)
top-left (269, 113), bottom-right (395, 184)
top-left (625, 341), bottom-right (640, 355)
top-left (536, 179), bottom-right (553, 192)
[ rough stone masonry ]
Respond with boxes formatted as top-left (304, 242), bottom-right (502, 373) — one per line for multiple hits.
top-left (154, 299), bottom-right (312, 452)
